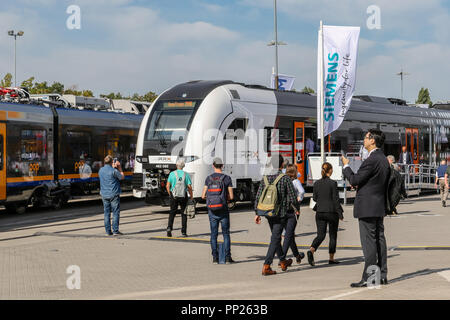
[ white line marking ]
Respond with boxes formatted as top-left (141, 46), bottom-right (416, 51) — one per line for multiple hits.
top-left (438, 271), bottom-right (450, 282)
top-left (323, 288), bottom-right (367, 300)
top-left (100, 282), bottom-right (251, 300)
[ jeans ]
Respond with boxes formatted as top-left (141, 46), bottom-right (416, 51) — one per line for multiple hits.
top-left (311, 212), bottom-right (339, 254)
top-left (103, 195), bottom-right (120, 234)
top-left (208, 209), bottom-right (231, 259)
top-left (284, 213), bottom-right (300, 258)
top-left (168, 196), bottom-right (188, 234)
top-left (264, 214), bottom-right (296, 265)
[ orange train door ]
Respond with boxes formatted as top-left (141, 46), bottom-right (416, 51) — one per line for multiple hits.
top-left (405, 128), bottom-right (419, 166)
top-left (294, 122), bottom-right (305, 183)
top-left (0, 123), bottom-right (6, 201)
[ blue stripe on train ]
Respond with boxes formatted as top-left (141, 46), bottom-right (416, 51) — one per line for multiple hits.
top-left (6, 175), bottom-right (131, 189)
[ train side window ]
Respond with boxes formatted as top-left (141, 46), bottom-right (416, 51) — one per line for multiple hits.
top-left (225, 118), bottom-right (248, 140)
top-left (66, 131), bottom-right (91, 160)
top-left (21, 129), bottom-right (47, 161)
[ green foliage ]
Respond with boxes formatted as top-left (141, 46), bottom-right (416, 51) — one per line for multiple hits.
top-left (2, 73), bottom-right (156, 101)
top-left (20, 76), bottom-right (35, 89)
top-left (0, 73), bottom-right (13, 87)
top-left (416, 87), bottom-right (432, 107)
top-left (301, 86), bottom-right (315, 94)
top-left (101, 91), bottom-right (157, 102)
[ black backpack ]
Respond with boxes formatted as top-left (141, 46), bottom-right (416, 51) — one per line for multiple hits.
top-left (386, 167), bottom-right (406, 215)
top-left (206, 174), bottom-right (228, 211)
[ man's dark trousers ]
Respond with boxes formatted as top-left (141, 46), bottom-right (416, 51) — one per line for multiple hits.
top-left (168, 196), bottom-right (187, 234)
top-left (359, 217), bottom-right (388, 281)
top-left (265, 213), bottom-right (296, 265)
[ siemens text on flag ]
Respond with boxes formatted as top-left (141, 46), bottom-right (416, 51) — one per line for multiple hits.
top-left (318, 25), bottom-right (360, 138)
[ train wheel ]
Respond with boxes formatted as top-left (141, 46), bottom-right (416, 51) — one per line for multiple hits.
top-left (52, 196), bottom-right (64, 210)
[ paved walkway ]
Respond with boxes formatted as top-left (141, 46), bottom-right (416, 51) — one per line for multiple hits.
top-left (0, 194), bottom-right (449, 299)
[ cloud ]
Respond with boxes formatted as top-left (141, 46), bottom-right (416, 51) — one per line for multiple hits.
top-left (0, 0), bottom-right (448, 105)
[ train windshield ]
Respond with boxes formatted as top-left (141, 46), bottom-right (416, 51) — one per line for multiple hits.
top-left (145, 100), bottom-right (200, 143)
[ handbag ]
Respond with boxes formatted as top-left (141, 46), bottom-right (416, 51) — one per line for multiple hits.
top-left (309, 198), bottom-right (317, 211)
top-left (185, 199), bottom-right (196, 219)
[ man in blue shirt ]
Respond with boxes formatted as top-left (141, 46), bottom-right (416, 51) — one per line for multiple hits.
top-left (99, 155), bottom-right (124, 235)
top-left (166, 158), bottom-right (194, 237)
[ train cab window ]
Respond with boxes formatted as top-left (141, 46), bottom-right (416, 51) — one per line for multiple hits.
top-left (225, 118), bottom-right (248, 140)
top-left (21, 129), bottom-right (47, 160)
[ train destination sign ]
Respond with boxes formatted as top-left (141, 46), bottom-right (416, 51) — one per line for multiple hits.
top-left (164, 101), bottom-right (196, 108)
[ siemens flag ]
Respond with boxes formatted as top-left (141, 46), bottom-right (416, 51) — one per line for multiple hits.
top-left (318, 25), bottom-right (360, 138)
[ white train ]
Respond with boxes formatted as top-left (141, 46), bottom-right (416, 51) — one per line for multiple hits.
top-left (132, 80), bottom-right (450, 206)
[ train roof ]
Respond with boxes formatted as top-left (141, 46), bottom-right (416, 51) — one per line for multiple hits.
top-left (0, 101), bottom-right (143, 128)
top-left (159, 80), bottom-right (450, 128)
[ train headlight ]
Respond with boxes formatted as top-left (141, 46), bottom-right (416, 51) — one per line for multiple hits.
top-left (136, 156), bottom-right (148, 163)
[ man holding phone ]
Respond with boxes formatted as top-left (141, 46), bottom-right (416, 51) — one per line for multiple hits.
top-left (99, 155), bottom-right (124, 236)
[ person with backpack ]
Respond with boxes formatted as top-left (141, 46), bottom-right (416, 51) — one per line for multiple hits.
top-left (201, 157), bottom-right (234, 264)
top-left (166, 158), bottom-right (194, 237)
top-left (254, 155), bottom-right (300, 276)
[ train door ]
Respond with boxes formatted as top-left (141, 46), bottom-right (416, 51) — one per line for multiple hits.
top-left (405, 128), bottom-right (419, 165)
top-left (0, 123), bottom-right (6, 201)
top-left (294, 122), bottom-right (305, 183)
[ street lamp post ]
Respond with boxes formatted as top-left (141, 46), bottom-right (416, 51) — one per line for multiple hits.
top-left (7, 30), bottom-right (24, 87)
top-left (267, 0), bottom-right (286, 90)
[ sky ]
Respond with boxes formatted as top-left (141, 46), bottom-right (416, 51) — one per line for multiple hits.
top-left (0, 0), bottom-right (449, 103)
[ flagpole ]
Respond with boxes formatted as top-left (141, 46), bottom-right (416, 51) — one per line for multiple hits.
top-left (319, 20), bottom-right (325, 164)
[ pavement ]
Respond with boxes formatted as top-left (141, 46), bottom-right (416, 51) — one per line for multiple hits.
top-left (0, 193), bottom-right (449, 300)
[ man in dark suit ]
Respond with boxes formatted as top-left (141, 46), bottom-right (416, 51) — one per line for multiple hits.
top-left (342, 129), bottom-right (390, 287)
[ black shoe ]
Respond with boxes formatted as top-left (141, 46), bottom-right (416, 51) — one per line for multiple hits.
top-left (350, 280), bottom-right (367, 288)
top-left (225, 257), bottom-right (235, 264)
top-left (329, 260), bottom-right (340, 264)
top-left (213, 257), bottom-right (219, 264)
top-left (181, 233), bottom-right (188, 237)
top-left (307, 251), bottom-right (315, 266)
top-left (167, 230), bottom-right (172, 237)
top-left (381, 278), bottom-right (388, 285)
top-left (443, 201), bottom-right (446, 207)
top-left (113, 231), bottom-right (123, 236)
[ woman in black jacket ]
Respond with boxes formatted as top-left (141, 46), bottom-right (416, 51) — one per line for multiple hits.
top-left (307, 162), bottom-right (344, 266)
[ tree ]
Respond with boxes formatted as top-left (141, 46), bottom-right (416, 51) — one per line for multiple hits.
top-left (21, 76), bottom-right (35, 89)
top-left (1, 73), bottom-right (13, 87)
top-left (416, 87), bottom-right (432, 107)
top-left (32, 81), bottom-right (50, 94)
top-left (301, 86), bottom-right (315, 94)
top-left (49, 82), bottom-right (65, 94)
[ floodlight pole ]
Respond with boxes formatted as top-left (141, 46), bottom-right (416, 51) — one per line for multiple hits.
top-left (8, 30), bottom-right (24, 87)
